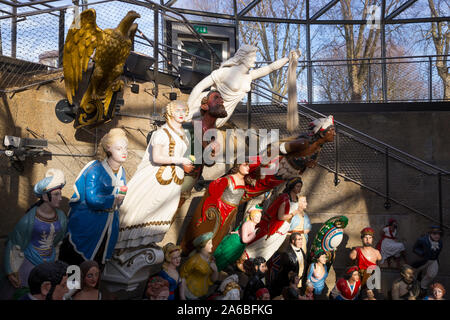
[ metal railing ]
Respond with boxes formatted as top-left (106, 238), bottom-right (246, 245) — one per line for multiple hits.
top-left (304, 55), bottom-right (449, 103)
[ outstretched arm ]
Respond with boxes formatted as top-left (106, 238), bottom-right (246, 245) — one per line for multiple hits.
top-left (349, 248), bottom-right (358, 261)
top-left (187, 75), bottom-right (215, 109)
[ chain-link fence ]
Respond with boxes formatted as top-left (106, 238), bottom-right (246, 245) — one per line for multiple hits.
top-left (0, 2), bottom-right (63, 91)
top-left (306, 55), bottom-right (448, 103)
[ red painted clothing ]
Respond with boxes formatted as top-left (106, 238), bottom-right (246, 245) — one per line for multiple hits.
top-left (199, 175), bottom-right (245, 228)
top-left (334, 278), bottom-right (361, 300)
top-left (242, 156), bottom-right (285, 202)
top-left (249, 193), bottom-right (291, 245)
top-left (355, 247), bottom-right (377, 271)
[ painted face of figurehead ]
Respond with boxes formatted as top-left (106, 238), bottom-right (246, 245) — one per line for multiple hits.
top-left (238, 162), bottom-right (250, 176)
top-left (250, 210), bottom-right (262, 224)
top-left (84, 266), bottom-right (100, 289)
top-left (298, 196), bottom-right (307, 211)
top-left (321, 126), bottom-right (336, 142)
top-left (44, 188), bottom-right (63, 209)
top-left (362, 234), bottom-right (373, 247)
top-left (401, 267), bottom-right (415, 284)
top-left (243, 51), bottom-right (257, 69)
top-left (172, 104), bottom-right (189, 123)
top-left (258, 262), bottom-right (268, 274)
top-left (430, 231), bottom-right (441, 242)
top-left (170, 249), bottom-right (182, 268)
top-left (351, 271), bottom-right (360, 282)
top-left (152, 287), bottom-right (170, 300)
top-left (224, 288), bottom-right (240, 300)
top-left (318, 253), bottom-right (327, 265)
top-left (433, 287), bottom-right (444, 300)
top-left (292, 234), bottom-right (303, 249)
top-left (108, 138), bottom-right (128, 164)
top-left (293, 182), bottom-right (303, 194)
top-left (204, 239), bottom-right (214, 254)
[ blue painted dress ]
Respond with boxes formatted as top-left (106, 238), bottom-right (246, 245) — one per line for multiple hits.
top-left (158, 269), bottom-right (181, 300)
top-left (3, 206), bottom-right (67, 286)
top-left (289, 212), bottom-right (311, 243)
top-left (307, 263), bottom-right (328, 295)
top-left (67, 159), bottom-right (126, 263)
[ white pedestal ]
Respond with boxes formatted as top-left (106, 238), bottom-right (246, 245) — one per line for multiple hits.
top-left (101, 246), bottom-right (164, 298)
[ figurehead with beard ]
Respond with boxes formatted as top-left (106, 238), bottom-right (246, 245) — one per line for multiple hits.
top-left (349, 227), bottom-right (382, 287)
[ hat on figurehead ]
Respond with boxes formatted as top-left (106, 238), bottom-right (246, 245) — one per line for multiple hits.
top-left (309, 115), bottom-right (334, 135)
top-left (33, 168), bottom-right (66, 197)
top-left (360, 227), bottom-right (375, 237)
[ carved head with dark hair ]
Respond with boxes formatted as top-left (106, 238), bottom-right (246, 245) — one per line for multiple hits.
top-left (360, 227), bottom-right (375, 247)
top-left (146, 276), bottom-right (170, 300)
top-left (343, 266), bottom-right (360, 281)
top-left (28, 261), bottom-right (69, 300)
top-left (253, 256), bottom-right (268, 275)
top-left (400, 264), bottom-right (415, 284)
top-left (80, 260), bottom-right (100, 290)
top-left (200, 90), bottom-right (227, 118)
top-left (283, 177), bottom-right (303, 200)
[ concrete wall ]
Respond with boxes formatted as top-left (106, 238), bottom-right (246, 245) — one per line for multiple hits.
top-left (331, 111), bottom-right (450, 171)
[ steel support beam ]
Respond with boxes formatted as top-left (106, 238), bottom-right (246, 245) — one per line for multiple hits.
top-left (58, 9), bottom-right (64, 68)
top-left (310, 0), bottom-right (339, 21)
top-left (163, 0), bottom-right (177, 7)
top-left (306, 0), bottom-right (313, 103)
top-left (385, 0), bottom-right (417, 21)
top-left (11, 1), bottom-right (17, 58)
top-left (381, 0), bottom-right (388, 102)
top-left (237, 0), bottom-right (260, 17)
top-left (234, 0), bottom-right (239, 51)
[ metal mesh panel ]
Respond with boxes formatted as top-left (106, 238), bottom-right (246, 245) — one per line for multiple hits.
top-left (442, 175), bottom-right (450, 227)
top-left (386, 59), bottom-right (428, 101)
top-left (337, 133), bottom-right (386, 193)
top-left (389, 156), bottom-right (440, 221)
top-left (0, 4), bottom-right (62, 91)
top-left (365, 62), bottom-right (383, 102)
top-left (88, 0), bottom-right (155, 57)
top-left (312, 63), bottom-right (351, 103)
top-left (432, 56), bottom-right (446, 100)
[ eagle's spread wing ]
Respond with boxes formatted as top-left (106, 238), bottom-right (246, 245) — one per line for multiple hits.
top-left (63, 8), bottom-right (102, 104)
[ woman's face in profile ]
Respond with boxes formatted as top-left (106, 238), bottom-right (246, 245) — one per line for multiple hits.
top-left (243, 52), bottom-right (257, 69)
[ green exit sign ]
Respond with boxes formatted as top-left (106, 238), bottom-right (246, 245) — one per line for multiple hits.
top-left (194, 25), bottom-right (208, 34)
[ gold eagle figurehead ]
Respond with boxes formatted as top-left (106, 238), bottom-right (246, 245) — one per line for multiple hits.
top-left (63, 9), bottom-right (140, 128)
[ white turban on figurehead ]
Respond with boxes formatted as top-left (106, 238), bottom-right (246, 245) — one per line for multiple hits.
top-left (219, 274), bottom-right (239, 293)
top-left (309, 115), bottom-right (334, 135)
